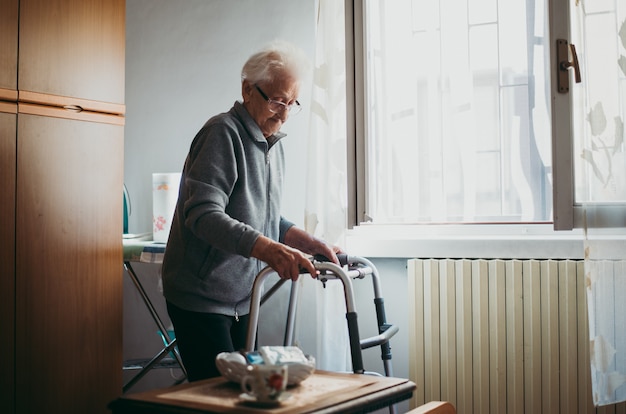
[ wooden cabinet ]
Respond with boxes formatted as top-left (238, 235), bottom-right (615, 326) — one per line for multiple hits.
top-left (0, 1), bottom-right (18, 412)
top-left (0, 0), bottom-right (18, 95)
top-left (18, 0), bottom-right (125, 105)
top-left (0, 110), bottom-right (17, 414)
top-left (1, 1), bottom-right (126, 413)
top-left (15, 114), bottom-right (124, 413)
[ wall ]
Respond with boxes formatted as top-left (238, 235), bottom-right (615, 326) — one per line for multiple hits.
top-left (123, 0), bottom-right (400, 399)
top-left (125, 0), bottom-right (315, 236)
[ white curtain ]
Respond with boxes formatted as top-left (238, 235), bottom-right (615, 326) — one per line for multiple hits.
top-left (584, 218), bottom-right (626, 406)
top-left (573, 0), bottom-right (626, 406)
top-left (293, 0), bottom-right (351, 372)
top-left (572, 1), bottom-right (626, 204)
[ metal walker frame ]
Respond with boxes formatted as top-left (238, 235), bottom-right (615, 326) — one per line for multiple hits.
top-left (244, 255), bottom-right (400, 414)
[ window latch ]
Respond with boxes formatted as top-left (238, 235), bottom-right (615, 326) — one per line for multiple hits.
top-left (557, 39), bottom-right (581, 93)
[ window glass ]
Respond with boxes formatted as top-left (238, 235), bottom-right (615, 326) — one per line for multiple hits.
top-left (362, 0), bottom-right (553, 224)
top-left (571, 0), bottom-right (626, 204)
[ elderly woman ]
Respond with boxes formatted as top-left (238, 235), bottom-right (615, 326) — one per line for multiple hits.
top-left (162, 41), bottom-right (341, 381)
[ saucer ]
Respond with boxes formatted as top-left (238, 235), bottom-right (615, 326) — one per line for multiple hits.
top-left (238, 392), bottom-right (292, 407)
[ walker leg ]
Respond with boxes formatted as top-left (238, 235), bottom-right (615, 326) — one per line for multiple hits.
top-left (346, 311), bottom-right (364, 374)
top-left (283, 279), bottom-right (300, 346)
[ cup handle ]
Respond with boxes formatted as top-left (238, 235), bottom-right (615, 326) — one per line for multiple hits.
top-left (241, 375), bottom-right (255, 395)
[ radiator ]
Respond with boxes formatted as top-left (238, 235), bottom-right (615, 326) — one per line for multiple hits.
top-left (407, 258), bottom-right (626, 414)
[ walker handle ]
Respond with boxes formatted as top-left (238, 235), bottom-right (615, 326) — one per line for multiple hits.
top-left (314, 253), bottom-right (349, 266)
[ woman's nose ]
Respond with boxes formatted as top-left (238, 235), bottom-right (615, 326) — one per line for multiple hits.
top-left (276, 109), bottom-right (289, 121)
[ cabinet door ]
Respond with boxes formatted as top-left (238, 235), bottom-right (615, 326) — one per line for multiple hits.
top-left (0, 110), bottom-right (16, 414)
top-left (0, 0), bottom-right (18, 95)
top-left (15, 113), bottom-right (123, 414)
top-left (18, 0), bottom-right (125, 105)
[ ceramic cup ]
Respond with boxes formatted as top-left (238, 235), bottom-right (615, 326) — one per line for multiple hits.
top-left (240, 364), bottom-right (288, 403)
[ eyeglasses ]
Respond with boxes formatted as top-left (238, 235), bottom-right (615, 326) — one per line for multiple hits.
top-left (254, 84), bottom-right (302, 115)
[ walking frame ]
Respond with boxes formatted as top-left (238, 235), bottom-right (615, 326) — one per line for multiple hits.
top-left (244, 254), bottom-right (400, 414)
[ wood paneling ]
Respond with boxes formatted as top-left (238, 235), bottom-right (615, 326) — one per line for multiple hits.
top-left (19, 0), bottom-right (125, 105)
top-left (4, 1), bottom-right (125, 412)
top-left (19, 90), bottom-right (125, 116)
top-left (0, 100), bottom-right (17, 114)
top-left (15, 114), bottom-right (123, 414)
top-left (0, 0), bottom-right (18, 91)
top-left (19, 102), bottom-right (125, 125)
top-left (0, 88), bottom-right (18, 103)
top-left (1, 3), bottom-right (19, 412)
top-left (0, 111), bottom-right (16, 414)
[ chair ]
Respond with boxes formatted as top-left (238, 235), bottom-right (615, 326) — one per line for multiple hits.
top-left (405, 401), bottom-right (456, 414)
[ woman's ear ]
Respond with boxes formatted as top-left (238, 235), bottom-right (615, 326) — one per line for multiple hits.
top-left (241, 81), bottom-right (253, 103)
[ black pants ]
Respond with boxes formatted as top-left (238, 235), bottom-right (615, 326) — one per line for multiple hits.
top-left (166, 301), bottom-right (250, 382)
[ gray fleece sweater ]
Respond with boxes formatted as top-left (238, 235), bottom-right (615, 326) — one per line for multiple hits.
top-left (162, 101), bottom-right (295, 316)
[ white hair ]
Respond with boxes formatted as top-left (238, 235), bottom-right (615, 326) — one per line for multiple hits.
top-left (241, 40), bottom-right (311, 85)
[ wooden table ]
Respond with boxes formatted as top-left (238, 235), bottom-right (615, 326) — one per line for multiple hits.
top-left (109, 370), bottom-right (416, 413)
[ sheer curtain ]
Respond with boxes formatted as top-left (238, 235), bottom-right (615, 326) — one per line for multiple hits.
top-left (294, 0), bottom-right (351, 372)
top-left (573, 0), bottom-right (626, 406)
top-left (585, 222), bottom-right (626, 406)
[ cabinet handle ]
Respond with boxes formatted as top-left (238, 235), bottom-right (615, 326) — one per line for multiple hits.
top-left (63, 105), bottom-right (84, 113)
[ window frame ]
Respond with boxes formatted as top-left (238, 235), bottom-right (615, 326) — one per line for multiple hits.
top-left (548, 0), bottom-right (575, 230)
top-left (345, 0), bottom-right (626, 233)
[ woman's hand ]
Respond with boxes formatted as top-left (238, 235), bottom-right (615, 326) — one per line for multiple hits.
top-left (283, 226), bottom-right (344, 266)
top-left (250, 236), bottom-right (317, 280)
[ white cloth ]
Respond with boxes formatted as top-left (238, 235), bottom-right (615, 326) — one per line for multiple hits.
top-left (295, 0), bottom-right (351, 372)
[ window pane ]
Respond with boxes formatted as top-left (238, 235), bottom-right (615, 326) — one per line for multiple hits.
top-left (363, 0), bottom-right (552, 224)
top-left (571, 2), bottom-right (626, 204)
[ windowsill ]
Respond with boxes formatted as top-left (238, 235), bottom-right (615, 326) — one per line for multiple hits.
top-left (344, 223), bottom-right (626, 260)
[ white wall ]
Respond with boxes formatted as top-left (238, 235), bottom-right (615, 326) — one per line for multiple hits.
top-left (124, 0), bottom-right (315, 391)
top-left (125, 0), bottom-right (316, 235)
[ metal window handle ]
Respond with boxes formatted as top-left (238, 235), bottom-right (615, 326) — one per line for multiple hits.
top-left (557, 39), bottom-right (581, 93)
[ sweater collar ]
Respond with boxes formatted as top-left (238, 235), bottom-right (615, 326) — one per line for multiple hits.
top-left (233, 101), bottom-right (287, 146)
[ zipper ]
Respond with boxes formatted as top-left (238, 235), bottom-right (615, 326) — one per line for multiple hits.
top-left (264, 147), bottom-right (271, 240)
top-left (234, 286), bottom-right (255, 323)
top-left (233, 141), bottom-right (274, 322)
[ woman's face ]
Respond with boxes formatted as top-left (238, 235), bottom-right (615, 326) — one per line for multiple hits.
top-left (242, 74), bottom-right (300, 138)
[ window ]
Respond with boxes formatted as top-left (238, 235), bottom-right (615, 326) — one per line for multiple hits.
top-left (560, 0), bottom-right (626, 229)
top-left (346, 0), bottom-right (626, 230)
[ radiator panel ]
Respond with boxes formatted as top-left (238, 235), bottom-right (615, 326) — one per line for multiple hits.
top-left (408, 258), bottom-right (624, 414)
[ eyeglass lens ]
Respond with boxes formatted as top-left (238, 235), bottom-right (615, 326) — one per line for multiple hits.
top-left (255, 85), bottom-right (301, 114)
